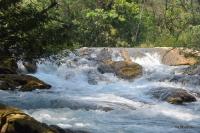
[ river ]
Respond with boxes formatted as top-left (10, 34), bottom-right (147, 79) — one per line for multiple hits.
top-left (0, 48), bottom-right (200, 133)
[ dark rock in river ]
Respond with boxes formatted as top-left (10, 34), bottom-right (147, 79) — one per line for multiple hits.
top-left (96, 48), bottom-right (113, 62)
top-left (0, 74), bottom-right (51, 91)
top-left (23, 61), bottom-right (37, 73)
top-left (0, 58), bottom-right (18, 74)
top-left (50, 125), bottom-right (90, 133)
top-left (149, 87), bottom-right (196, 104)
top-left (183, 64), bottom-right (200, 75)
top-left (98, 60), bottom-right (143, 80)
top-left (87, 70), bottom-right (109, 85)
top-left (169, 75), bottom-right (200, 86)
top-left (76, 47), bottom-right (96, 61)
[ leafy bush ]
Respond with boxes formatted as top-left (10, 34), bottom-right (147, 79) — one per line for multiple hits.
top-left (178, 25), bottom-right (200, 49)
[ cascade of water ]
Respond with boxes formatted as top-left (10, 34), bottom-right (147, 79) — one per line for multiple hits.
top-left (1, 49), bottom-right (200, 133)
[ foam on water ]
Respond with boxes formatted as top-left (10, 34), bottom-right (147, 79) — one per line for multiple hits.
top-left (1, 50), bottom-right (200, 133)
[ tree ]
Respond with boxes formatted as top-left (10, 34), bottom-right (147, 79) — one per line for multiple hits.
top-left (0, 0), bottom-right (71, 61)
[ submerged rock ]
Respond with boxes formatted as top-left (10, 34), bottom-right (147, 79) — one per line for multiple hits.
top-left (162, 48), bottom-right (198, 66)
top-left (183, 64), bottom-right (200, 75)
top-left (96, 48), bottom-right (113, 62)
top-left (0, 74), bottom-right (51, 91)
top-left (98, 60), bottom-right (142, 80)
top-left (169, 75), bottom-right (200, 86)
top-left (87, 70), bottom-right (109, 85)
top-left (0, 58), bottom-right (18, 74)
top-left (150, 87), bottom-right (196, 104)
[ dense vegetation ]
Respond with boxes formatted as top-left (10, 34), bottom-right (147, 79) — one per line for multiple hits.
top-left (1, 0), bottom-right (200, 60)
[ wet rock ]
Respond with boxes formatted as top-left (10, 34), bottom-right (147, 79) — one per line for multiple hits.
top-left (150, 87), bottom-right (196, 104)
top-left (162, 48), bottom-right (197, 66)
top-left (0, 105), bottom-right (90, 133)
top-left (0, 74), bottom-right (51, 91)
top-left (175, 125), bottom-right (195, 129)
top-left (98, 60), bottom-right (142, 80)
top-left (0, 58), bottom-right (18, 74)
top-left (77, 47), bottom-right (96, 61)
top-left (23, 61), bottom-right (37, 73)
top-left (119, 49), bottom-right (132, 63)
top-left (87, 70), bottom-right (109, 85)
top-left (65, 71), bottom-right (75, 80)
top-left (0, 104), bottom-right (91, 133)
top-left (116, 64), bottom-right (143, 80)
top-left (183, 64), bottom-right (200, 75)
top-left (0, 104), bottom-right (56, 133)
top-left (169, 75), bottom-right (200, 86)
top-left (96, 48), bottom-right (113, 62)
top-left (50, 125), bottom-right (91, 133)
top-left (50, 125), bottom-right (67, 133)
top-left (78, 47), bottom-right (94, 57)
top-left (97, 60), bottom-right (115, 74)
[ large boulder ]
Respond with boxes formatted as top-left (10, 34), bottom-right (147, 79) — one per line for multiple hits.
top-left (0, 74), bottom-right (51, 91)
top-left (162, 48), bottom-right (198, 66)
top-left (98, 60), bottom-right (142, 80)
top-left (149, 87), bottom-right (196, 104)
top-left (0, 58), bottom-right (18, 74)
top-left (0, 104), bottom-right (91, 133)
top-left (0, 104), bottom-right (55, 133)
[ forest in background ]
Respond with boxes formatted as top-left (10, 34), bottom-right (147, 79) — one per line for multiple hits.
top-left (1, 0), bottom-right (200, 60)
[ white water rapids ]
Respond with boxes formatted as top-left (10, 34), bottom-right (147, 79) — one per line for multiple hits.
top-left (0, 49), bottom-right (200, 133)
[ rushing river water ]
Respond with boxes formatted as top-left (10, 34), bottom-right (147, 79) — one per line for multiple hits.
top-left (0, 49), bottom-right (200, 133)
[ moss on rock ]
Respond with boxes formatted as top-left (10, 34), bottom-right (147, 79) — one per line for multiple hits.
top-left (0, 104), bottom-right (56, 133)
top-left (116, 65), bottom-right (143, 79)
top-left (0, 104), bottom-right (91, 133)
top-left (98, 60), bottom-right (143, 80)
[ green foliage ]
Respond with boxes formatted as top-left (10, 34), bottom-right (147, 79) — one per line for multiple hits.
top-left (1, 0), bottom-right (200, 61)
top-left (0, 0), bottom-right (71, 60)
top-left (70, 0), bottom-right (142, 47)
top-left (178, 25), bottom-right (200, 48)
top-left (140, 0), bottom-right (200, 49)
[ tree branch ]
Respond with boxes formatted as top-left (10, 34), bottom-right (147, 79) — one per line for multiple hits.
top-left (40, 0), bottom-right (57, 14)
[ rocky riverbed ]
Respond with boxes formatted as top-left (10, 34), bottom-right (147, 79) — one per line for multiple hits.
top-left (0, 47), bottom-right (200, 133)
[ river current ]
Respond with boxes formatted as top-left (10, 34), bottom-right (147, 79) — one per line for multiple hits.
top-left (0, 49), bottom-right (200, 133)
